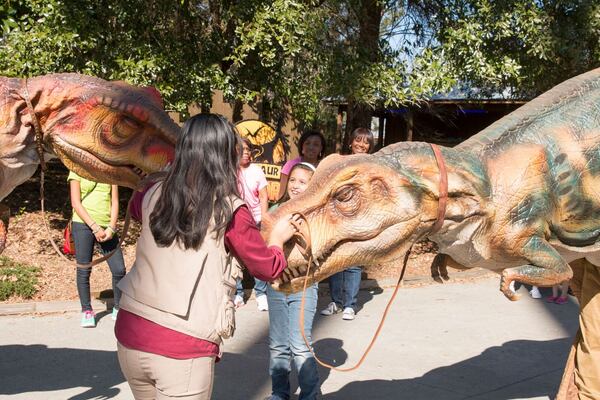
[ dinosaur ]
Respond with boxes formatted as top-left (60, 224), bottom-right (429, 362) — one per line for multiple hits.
top-left (263, 67), bottom-right (600, 301)
top-left (0, 73), bottom-right (179, 251)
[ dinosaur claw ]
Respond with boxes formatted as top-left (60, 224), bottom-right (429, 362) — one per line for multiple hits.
top-left (499, 276), bottom-right (522, 301)
top-left (502, 289), bottom-right (521, 301)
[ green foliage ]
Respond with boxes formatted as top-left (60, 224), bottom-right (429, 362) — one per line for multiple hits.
top-left (0, 256), bottom-right (40, 301)
top-left (1, 0), bottom-right (599, 126)
top-left (0, 0), bottom-right (230, 112)
top-left (416, 0), bottom-right (600, 97)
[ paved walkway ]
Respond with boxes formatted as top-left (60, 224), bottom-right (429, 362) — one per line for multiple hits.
top-left (0, 278), bottom-right (578, 399)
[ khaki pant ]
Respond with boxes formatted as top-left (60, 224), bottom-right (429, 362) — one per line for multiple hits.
top-left (574, 260), bottom-right (600, 399)
top-left (117, 342), bottom-right (215, 400)
top-left (557, 259), bottom-right (600, 400)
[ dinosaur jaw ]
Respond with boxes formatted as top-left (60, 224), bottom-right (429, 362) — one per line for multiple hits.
top-left (272, 223), bottom-right (415, 294)
top-left (52, 137), bottom-right (150, 189)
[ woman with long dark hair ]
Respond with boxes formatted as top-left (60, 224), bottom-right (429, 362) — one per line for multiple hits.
top-left (115, 113), bottom-right (298, 400)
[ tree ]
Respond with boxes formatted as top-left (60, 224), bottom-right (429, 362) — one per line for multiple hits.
top-left (413, 0), bottom-right (600, 97)
top-left (2, 0), bottom-right (598, 132)
top-left (0, 0), bottom-right (245, 111)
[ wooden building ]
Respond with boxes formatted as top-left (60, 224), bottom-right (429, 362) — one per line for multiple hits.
top-left (337, 99), bottom-right (528, 151)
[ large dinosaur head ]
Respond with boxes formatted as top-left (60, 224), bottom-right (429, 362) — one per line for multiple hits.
top-left (30, 74), bottom-right (178, 188)
top-left (263, 144), bottom-right (447, 293)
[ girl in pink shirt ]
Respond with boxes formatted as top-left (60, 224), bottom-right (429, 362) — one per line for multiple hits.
top-left (236, 137), bottom-right (270, 310)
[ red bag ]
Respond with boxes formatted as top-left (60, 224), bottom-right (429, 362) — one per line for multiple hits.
top-left (63, 221), bottom-right (75, 255)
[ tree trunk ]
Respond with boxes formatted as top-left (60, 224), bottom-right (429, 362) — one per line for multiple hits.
top-left (344, 0), bottom-right (383, 145)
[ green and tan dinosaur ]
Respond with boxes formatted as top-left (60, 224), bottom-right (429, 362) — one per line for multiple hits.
top-left (264, 67), bottom-right (600, 301)
top-left (0, 73), bottom-right (179, 251)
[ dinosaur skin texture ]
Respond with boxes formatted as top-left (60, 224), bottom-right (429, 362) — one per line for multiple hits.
top-left (263, 67), bottom-right (600, 301)
top-left (0, 73), bottom-right (179, 251)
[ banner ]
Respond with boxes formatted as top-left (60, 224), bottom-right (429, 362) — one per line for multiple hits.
top-left (235, 120), bottom-right (290, 202)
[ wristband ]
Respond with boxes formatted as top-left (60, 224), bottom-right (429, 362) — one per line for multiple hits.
top-left (106, 226), bottom-right (115, 233)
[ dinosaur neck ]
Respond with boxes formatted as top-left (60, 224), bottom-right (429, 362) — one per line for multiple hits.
top-left (0, 77), bottom-right (57, 200)
top-left (377, 141), bottom-right (490, 202)
top-left (377, 142), bottom-right (491, 247)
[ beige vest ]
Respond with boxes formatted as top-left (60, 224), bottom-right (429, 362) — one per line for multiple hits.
top-left (118, 183), bottom-right (244, 344)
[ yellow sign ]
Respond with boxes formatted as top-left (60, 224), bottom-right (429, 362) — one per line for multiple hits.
top-left (235, 120), bottom-right (290, 202)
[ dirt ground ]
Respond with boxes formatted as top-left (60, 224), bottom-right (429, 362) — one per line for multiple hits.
top-left (0, 160), bottom-right (491, 303)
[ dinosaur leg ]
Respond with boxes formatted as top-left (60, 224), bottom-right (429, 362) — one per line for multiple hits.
top-left (500, 236), bottom-right (572, 301)
top-left (430, 253), bottom-right (450, 283)
top-left (430, 254), bottom-right (469, 283)
top-left (0, 203), bottom-right (9, 253)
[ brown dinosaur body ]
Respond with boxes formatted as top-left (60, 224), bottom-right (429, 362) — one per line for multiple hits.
top-left (0, 73), bottom-right (179, 250)
top-left (263, 67), bottom-right (600, 300)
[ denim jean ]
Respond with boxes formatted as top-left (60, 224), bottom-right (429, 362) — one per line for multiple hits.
top-left (235, 277), bottom-right (268, 298)
top-left (266, 284), bottom-right (320, 400)
top-left (72, 221), bottom-right (126, 311)
top-left (329, 266), bottom-right (362, 309)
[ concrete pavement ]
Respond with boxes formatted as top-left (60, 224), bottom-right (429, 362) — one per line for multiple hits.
top-left (0, 277), bottom-right (579, 399)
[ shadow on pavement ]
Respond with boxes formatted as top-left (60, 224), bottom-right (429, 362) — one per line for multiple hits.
top-left (322, 337), bottom-right (572, 400)
top-left (0, 344), bottom-right (124, 400)
top-left (212, 289), bottom-right (371, 399)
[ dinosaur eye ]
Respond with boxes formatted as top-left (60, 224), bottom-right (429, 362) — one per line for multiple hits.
top-left (332, 185), bottom-right (361, 216)
top-left (334, 186), bottom-right (354, 202)
top-left (101, 115), bottom-right (140, 147)
top-left (121, 115), bottom-right (142, 130)
top-left (112, 115), bottom-right (142, 141)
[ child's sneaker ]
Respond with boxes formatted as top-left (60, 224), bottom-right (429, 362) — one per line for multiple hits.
top-left (555, 296), bottom-right (569, 305)
top-left (234, 295), bottom-right (245, 308)
top-left (111, 308), bottom-right (119, 321)
top-left (320, 302), bottom-right (341, 316)
top-left (546, 295), bottom-right (559, 303)
top-left (342, 307), bottom-right (355, 321)
top-left (529, 286), bottom-right (542, 299)
top-left (80, 310), bottom-right (96, 328)
top-left (256, 295), bottom-right (269, 311)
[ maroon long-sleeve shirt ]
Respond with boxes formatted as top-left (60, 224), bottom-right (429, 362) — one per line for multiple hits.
top-left (115, 190), bottom-right (286, 359)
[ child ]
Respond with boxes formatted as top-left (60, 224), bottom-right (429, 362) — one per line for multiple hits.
top-left (235, 137), bottom-right (270, 311)
top-left (547, 281), bottom-right (570, 304)
top-left (266, 162), bottom-right (320, 400)
top-left (69, 172), bottom-right (126, 327)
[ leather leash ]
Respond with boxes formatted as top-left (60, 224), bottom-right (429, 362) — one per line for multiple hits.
top-left (21, 78), bottom-right (133, 267)
top-left (291, 142), bottom-right (448, 371)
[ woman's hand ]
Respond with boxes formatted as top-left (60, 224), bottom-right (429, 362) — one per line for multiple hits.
top-left (94, 228), bottom-right (107, 242)
top-left (104, 226), bottom-right (116, 241)
top-left (267, 214), bottom-right (301, 248)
